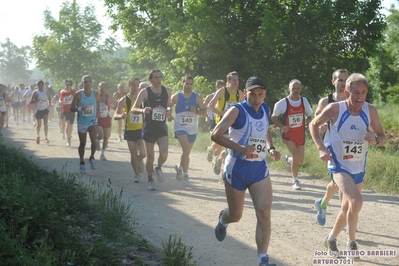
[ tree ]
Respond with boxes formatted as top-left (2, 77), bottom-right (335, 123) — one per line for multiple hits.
top-left (104, 0), bottom-right (386, 104)
top-left (31, 0), bottom-right (125, 88)
top-left (0, 38), bottom-right (32, 85)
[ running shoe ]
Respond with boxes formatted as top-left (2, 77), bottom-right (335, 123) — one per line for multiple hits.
top-left (100, 154), bottom-right (107, 161)
top-left (212, 156), bottom-right (222, 175)
top-left (206, 146), bottom-right (213, 162)
top-left (66, 140), bottom-right (71, 147)
top-left (347, 240), bottom-right (360, 261)
top-left (147, 180), bottom-right (155, 191)
top-left (292, 180), bottom-right (301, 190)
top-left (36, 137), bottom-right (40, 144)
top-left (44, 138), bottom-right (49, 143)
top-left (175, 164), bottom-right (183, 182)
top-left (258, 255), bottom-right (276, 266)
top-left (79, 164), bottom-right (86, 174)
top-left (182, 174), bottom-right (189, 186)
top-left (139, 160), bottom-right (144, 173)
top-left (324, 236), bottom-right (339, 257)
top-left (118, 137), bottom-right (122, 142)
top-left (214, 210), bottom-right (227, 242)
top-left (134, 174), bottom-right (141, 183)
top-left (315, 198), bottom-right (326, 226)
top-left (155, 166), bottom-right (165, 182)
top-left (89, 157), bottom-right (97, 170)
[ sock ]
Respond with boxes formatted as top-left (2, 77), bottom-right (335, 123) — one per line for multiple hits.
top-left (45, 136), bottom-right (48, 139)
top-left (183, 172), bottom-right (188, 176)
top-left (320, 199), bottom-right (328, 209)
top-left (80, 161), bottom-right (85, 165)
top-left (148, 175), bottom-right (153, 181)
top-left (328, 233), bottom-right (336, 241)
top-left (293, 177), bottom-right (299, 182)
top-left (258, 254), bottom-right (268, 264)
top-left (219, 213), bottom-right (228, 227)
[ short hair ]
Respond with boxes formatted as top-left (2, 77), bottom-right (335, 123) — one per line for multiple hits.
top-left (37, 80), bottom-right (44, 85)
top-left (81, 75), bottom-right (91, 82)
top-left (215, 79), bottom-right (225, 88)
top-left (345, 73), bottom-right (368, 92)
top-left (226, 71), bottom-right (239, 81)
top-left (64, 79), bottom-right (72, 84)
top-left (182, 74), bottom-right (194, 83)
top-left (128, 77), bottom-right (140, 86)
top-left (289, 79), bottom-right (301, 88)
top-left (148, 69), bottom-right (162, 80)
top-left (332, 69), bottom-right (348, 81)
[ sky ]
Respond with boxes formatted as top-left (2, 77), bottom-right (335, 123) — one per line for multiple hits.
top-left (0, 0), bottom-right (398, 48)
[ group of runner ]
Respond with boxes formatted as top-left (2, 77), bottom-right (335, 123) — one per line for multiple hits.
top-left (0, 68), bottom-right (387, 266)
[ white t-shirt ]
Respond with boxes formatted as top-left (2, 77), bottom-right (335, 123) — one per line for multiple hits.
top-left (272, 96), bottom-right (313, 117)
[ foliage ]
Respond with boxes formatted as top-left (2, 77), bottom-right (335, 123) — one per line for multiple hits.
top-left (31, 1), bottom-right (129, 89)
top-left (162, 234), bottom-right (196, 266)
top-left (0, 38), bottom-right (32, 85)
top-left (103, 0), bottom-right (386, 104)
top-left (0, 141), bottom-right (161, 265)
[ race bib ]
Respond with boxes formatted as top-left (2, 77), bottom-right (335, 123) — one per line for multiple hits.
top-left (180, 114), bottom-right (195, 127)
top-left (288, 113), bottom-right (303, 128)
top-left (224, 101), bottom-right (234, 111)
top-left (64, 96), bottom-right (72, 105)
top-left (82, 105), bottom-right (94, 116)
top-left (245, 137), bottom-right (267, 161)
top-left (99, 102), bottom-right (109, 118)
top-left (37, 97), bottom-right (48, 109)
top-left (151, 107), bottom-right (166, 121)
top-left (342, 140), bottom-right (364, 161)
top-left (130, 113), bottom-right (143, 124)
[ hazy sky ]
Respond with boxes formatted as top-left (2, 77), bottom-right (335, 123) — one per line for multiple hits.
top-left (0, 0), bottom-right (397, 48)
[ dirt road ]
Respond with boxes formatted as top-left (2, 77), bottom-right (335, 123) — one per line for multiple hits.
top-left (2, 119), bottom-right (398, 266)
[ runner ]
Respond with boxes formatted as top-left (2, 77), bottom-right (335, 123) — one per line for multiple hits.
top-left (29, 80), bottom-right (52, 144)
top-left (97, 81), bottom-right (117, 161)
top-left (131, 69), bottom-right (173, 191)
top-left (211, 77), bottom-right (280, 266)
top-left (23, 85), bottom-right (36, 124)
top-left (271, 79), bottom-right (313, 190)
top-left (114, 77), bottom-right (146, 183)
top-left (19, 84), bottom-right (27, 123)
top-left (59, 80), bottom-right (76, 146)
top-left (207, 71), bottom-right (244, 179)
top-left (309, 73), bottom-right (386, 261)
top-left (113, 83), bottom-right (126, 142)
top-left (70, 75), bottom-right (100, 174)
top-left (0, 84), bottom-right (11, 137)
top-left (170, 74), bottom-right (207, 185)
top-left (314, 69), bottom-right (349, 226)
top-left (10, 86), bottom-right (21, 124)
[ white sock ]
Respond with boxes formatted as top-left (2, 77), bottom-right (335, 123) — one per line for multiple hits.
top-left (258, 254), bottom-right (268, 264)
top-left (293, 177), bottom-right (299, 182)
top-left (328, 233), bottom-right (336, 241)
top-left (183, 172), bottom-right (188, 176)
top-left (219, 213), bottom-right (228, 227)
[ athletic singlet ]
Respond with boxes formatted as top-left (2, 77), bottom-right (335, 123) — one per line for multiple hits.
top-left (11, 92), bottom-right (19, 103)
top-left (35, 89), bottom-right (49, 111)
top-left (174, 92), bottom-right (199, 135)
top-left (60, 90), bottom-right (76, 112)
top-left (77, 89), bottom-right (96, 125)
top-left (281, 96), bottom-right (305, 139)
top-left (328, 101), bottom-right (370, 175)
top-left (124, 94), bottom-right (144, 131)
top-left (143, 86), bottom-right (168, 127)
top-left (215, 87), bottom-right (240, 124)
top-left (228, 101), bottom-right (271, 161)
top-left (0, 93), bottom-right (6, 112)
top-left (99, 94), bottom-right (110, 118)
top-left (322, 93), bottom-right (335, 144)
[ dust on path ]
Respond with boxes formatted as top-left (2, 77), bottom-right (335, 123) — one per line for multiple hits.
top-left (2, 119), bottom-right (398, 266)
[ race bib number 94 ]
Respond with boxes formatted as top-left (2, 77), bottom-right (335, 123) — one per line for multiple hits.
top-left (246, 137), bottom-right (266, 161)
top-left (342, 140), bottom-right (364, 161)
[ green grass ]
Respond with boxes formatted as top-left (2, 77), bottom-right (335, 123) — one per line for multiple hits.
top-left (0, 140), bottom-right (164, 265)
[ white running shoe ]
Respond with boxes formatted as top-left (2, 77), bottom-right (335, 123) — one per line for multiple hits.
top-left (89, 157), bottom-right (97, 170)
top-left (155, 166), bottom-right (165, 182)
top-left (175, 164), bottom-right (183, 182)
top-left (100, 154), bottom-right (106, 161)
top-left (134, 174), bottom-right (141, 183)
top-left (66, 140), bottom-right (71, 147)
top-left (292, 180), bottom-right (301, 190)
top-left (147, 180), bottom-right (155, 191)
top-left (182, 174), bottom-right (189, 186)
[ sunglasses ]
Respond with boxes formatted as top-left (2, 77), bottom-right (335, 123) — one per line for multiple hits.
top-left (83, 80), bottom-right (92, 84)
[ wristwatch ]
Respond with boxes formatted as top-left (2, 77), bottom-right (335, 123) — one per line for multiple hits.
top-left (375, 136), bottom-right (380, 145)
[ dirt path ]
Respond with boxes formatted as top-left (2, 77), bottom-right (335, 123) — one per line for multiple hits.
top-left (2, 119), bottom-right (398, 266)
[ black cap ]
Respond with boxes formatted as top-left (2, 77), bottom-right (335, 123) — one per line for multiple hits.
top-left (245, 77), bottom-right (266, 90)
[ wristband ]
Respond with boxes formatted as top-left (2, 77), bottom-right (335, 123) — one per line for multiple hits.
top-left (268, 146), bottom-right (276, 153)
top-left (77, 107), bottom-right (82, 112)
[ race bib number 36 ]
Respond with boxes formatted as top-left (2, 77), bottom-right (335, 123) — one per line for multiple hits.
top-left (152, 107), bottom-right (165, 121)
top-left (246, 137), bottom-right (266, 161)
top-left (342, 140), bottom-right (364, 161)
